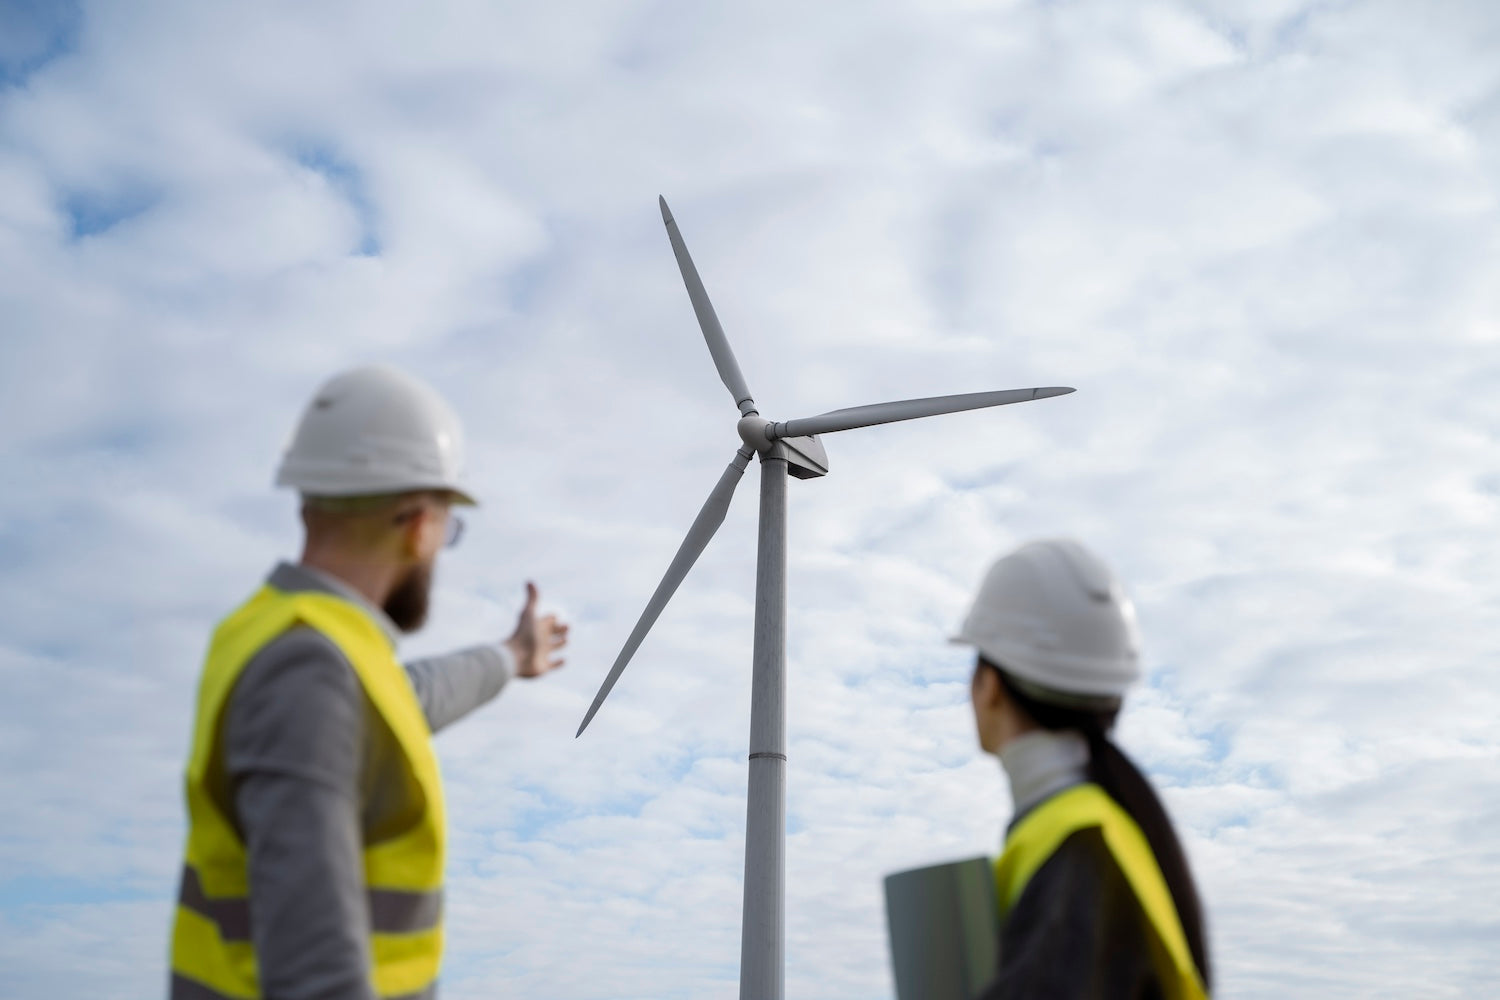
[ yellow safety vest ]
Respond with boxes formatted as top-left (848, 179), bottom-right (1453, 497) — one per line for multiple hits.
top-left (994, 783), bottom-right (1208, 1000)
top-left (170, 585), bottom-right (446, 1000)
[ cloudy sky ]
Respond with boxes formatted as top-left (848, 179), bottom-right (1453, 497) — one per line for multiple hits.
top-left (3, 0), bottom-right (1499, 996)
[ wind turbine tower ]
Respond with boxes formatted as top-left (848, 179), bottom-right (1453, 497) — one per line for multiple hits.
top-left (578, 197), bottom-right (1074, 1000)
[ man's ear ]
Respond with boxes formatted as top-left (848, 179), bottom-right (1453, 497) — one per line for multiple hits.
top-left (395, 507), bottom-right (431, 560)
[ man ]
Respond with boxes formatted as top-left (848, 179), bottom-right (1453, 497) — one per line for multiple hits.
top-left (170, 364), bottom-right (568, 1000)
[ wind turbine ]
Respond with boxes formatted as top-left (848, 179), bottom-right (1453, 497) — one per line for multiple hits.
top-left (577, 197), bottom-right (1074, 1000)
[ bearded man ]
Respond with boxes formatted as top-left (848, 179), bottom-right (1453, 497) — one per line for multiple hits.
top-left (169, 365), bottom-right (567, 1000)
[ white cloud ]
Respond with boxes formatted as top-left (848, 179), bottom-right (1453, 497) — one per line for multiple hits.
top-left (3, 1), bottom-right (1500, 997)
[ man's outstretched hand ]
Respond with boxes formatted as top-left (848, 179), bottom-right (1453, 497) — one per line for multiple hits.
top-left (503, 582), bottom-right (569, 679)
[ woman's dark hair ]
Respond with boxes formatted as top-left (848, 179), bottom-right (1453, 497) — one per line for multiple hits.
top-left (982, 658), bottom-right (1212, 990)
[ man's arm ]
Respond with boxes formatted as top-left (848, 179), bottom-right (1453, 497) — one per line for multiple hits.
top-left (404, 644), bottom-right (514, 734)
top-left (405, 582), bottom-right (568, 734)
top-left (226, 628), bottom-right (376, 1000)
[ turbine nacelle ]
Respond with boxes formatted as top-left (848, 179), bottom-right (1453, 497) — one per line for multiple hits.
top-left (771, 434), bottom-right (831, 480)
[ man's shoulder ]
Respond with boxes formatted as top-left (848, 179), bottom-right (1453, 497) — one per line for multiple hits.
top-left (223, 624), bottom-right (369, 784)
top-left (238, 624), bottom-right (359, 700)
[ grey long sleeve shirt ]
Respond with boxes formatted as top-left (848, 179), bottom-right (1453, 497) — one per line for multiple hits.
top-left (221, 562), bottom-right (513, 1000)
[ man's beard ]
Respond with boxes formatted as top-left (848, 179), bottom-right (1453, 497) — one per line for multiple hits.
top-left (383, 561), bottom-right (434, 633)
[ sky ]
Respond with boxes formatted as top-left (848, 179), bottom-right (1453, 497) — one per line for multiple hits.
top-left (2, 0), bottom-right (1499, 997)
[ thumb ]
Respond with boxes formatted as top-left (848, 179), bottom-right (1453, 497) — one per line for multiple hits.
top-left (523, 580), bottom-right (539, 611)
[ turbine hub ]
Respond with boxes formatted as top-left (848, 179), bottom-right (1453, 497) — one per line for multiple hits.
top-left (736, 415), bottom-right (775, 451)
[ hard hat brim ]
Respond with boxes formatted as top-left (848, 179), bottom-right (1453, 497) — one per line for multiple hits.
top-left (276, 460), bottom-right (478, 507)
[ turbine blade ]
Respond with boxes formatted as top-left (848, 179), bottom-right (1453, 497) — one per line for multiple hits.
top-left (577, 447), bottom-right (755, 736)
top-left (774, 386), bottom-right (1074, 438)
top-left (660, 196), bottom-right (757, 415)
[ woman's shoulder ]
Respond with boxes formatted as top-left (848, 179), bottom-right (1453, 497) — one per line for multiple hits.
top-left (1016, 825), bottom-right (1136, 918)
top-left (988, 827), bottom-right (1162, 1000)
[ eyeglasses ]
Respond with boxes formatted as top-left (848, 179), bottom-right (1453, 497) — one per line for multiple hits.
top-left (393, 506), bottom-right (465, 549)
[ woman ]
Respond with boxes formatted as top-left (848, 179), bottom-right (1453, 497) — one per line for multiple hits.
top-left (952, 539), bottom-right (1212, 1000)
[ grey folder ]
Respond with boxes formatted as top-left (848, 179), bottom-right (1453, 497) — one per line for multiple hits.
top-left (884, 856), bottom-right (999, 1000)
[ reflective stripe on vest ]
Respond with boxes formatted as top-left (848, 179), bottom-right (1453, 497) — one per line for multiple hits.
top-left (169, 973), bottom-right (437, 1000)
top-left (170, 585), bottom-right (447, 1000)
top-left (175, 866), bottom-right (444, 940)
top-left (993, 783), bottom-right (1208, 1000)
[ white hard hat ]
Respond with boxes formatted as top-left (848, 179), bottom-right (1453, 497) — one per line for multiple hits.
top-left (951, 539), bottom-right (1140, 702)
top-left (275, 364), bottom-right (478, 505)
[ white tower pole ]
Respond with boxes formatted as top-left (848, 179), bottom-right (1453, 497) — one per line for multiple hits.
top-left (577, 198), bottom-right (1076, 999)
top-left (740, 449), bottom-right (789, 1000)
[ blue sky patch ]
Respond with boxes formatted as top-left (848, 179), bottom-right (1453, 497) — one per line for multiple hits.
top-left (293, 145), bottom-right (382, 256)
top-left (60, 186), bottom-right (157, 241)
top-left (0, 874), bottom-right (160, 914)
top-left (0, 0), bottom-right (81, 88)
